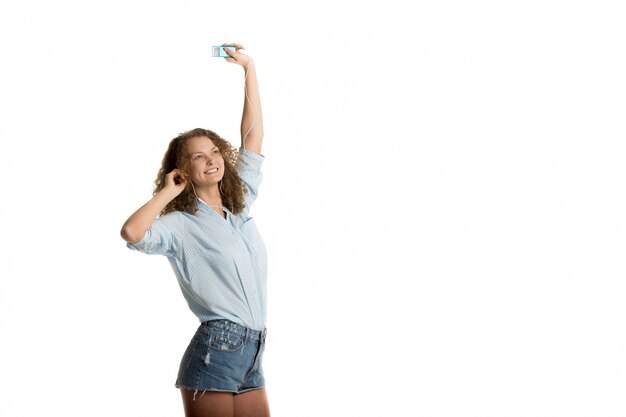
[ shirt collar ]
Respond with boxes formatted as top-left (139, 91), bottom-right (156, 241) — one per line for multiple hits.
top-left (196, 197), bottom-right (231, 216)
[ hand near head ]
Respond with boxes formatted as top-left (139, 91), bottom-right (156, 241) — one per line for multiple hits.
top-left (121, 168), bottom-right (188, 243)
top-left (222, 43), bottom-right (253, 69)
top-left (164, 169), bottom-right (188, 196)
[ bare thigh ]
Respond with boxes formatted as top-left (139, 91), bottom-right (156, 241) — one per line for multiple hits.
top-left (180, 389), bottom-right (234, 417)
top-left (234, 388), bottom-right (271, 417)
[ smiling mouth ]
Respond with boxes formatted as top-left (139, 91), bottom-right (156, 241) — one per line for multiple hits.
top-left (205, 168), bottom-right (219, 175)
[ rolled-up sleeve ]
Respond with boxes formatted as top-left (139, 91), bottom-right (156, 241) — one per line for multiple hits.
top-left (126, 214), bottom-right (181, 256)
top-left (237, 148), bottom-right (265, 216)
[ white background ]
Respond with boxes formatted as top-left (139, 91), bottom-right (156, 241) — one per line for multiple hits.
top-left (1, 1), bottom-right (625, 416)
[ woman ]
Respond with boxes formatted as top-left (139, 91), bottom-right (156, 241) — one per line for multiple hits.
top-left (120, 43), bottom-right (270, 417)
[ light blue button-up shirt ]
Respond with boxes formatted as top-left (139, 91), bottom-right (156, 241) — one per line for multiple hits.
top-left (127, 148), bottom-right (268, 330)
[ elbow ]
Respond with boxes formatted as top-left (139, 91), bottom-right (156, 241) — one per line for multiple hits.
top-left (120, 225), bottom-right (143, 244)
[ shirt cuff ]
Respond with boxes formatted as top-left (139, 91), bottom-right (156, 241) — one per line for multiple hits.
top-left (239, 147), bottom-right (265, 161)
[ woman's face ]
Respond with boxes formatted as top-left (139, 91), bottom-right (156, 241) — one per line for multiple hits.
top-left (184, 136), bottom-right (225, 187)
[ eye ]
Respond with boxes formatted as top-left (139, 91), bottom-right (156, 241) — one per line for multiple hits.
top-left (193, 154), bottom-right (204, 160)
top-left (212, 149), bottom-right (219, 154)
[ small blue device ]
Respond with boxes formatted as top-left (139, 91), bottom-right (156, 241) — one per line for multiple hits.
top-left (212, 45), bottom-right (236, 58)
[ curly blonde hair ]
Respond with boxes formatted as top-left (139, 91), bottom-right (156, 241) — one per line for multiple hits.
top-left (154, 128), bottom-right (248, 216)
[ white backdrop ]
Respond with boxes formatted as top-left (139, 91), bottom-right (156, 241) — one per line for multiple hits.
top-left (1, 1), bottom-right (625, 416)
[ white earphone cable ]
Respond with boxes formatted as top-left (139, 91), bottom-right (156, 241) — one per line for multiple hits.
top-left (241, 62), bottom-right (256, 152)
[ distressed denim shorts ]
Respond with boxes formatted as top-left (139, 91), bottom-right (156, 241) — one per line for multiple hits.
top-left (175, 319), bottom-right (267, 400)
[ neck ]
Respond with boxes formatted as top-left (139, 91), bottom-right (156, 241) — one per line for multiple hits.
top-left (195, 184), bottom-right (222, 208)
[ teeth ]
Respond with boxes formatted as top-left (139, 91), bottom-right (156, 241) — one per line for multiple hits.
top-left (206, 168), bottom-right (218, 174)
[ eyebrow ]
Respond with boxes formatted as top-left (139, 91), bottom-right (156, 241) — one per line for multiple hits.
top-left (191, 146), bottom-right (218, 155)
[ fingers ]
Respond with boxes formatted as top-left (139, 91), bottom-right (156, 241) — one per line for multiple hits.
top-left (221, 42), bottom-right (245, 51)
top-left (223, 47), bottom-right (237, 62)
top-left (221, 42), bottom-right (244, 48)
top-left (220, 43), bottom-right (249, 65)
top-left (167, 169), bottom-right (188, 185)
top-left (222, 47), bottom-right (235, 59)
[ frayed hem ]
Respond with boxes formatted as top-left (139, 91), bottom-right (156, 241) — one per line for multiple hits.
top-left (235, 385), bottom-right (266, 395)
top-left (176, 385), bottom-right (237, 401)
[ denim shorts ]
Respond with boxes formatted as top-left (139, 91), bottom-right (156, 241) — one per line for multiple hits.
top-left (175, 319), bottom-right (267, 399)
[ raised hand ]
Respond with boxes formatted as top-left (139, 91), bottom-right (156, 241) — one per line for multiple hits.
top-left (164, 169), bottom-right (188, 196)
top-left (222, 43), bottom-right (253, 69)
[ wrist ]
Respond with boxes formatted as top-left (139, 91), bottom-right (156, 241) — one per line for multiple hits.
top-left (159, 186), bottom-right (182, 201)
top-left (244, 60), bottom-right (255, 71)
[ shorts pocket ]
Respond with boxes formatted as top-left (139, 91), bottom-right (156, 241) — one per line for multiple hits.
top-left (207, 328), bottom-right (245, 352)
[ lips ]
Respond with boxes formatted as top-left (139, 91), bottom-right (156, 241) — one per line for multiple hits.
top-left (204, 167), bottom-right (219, 175)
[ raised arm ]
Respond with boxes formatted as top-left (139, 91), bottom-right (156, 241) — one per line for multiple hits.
top-left (120, 169), bottom-right (187, 244)
top-left (223, 43), bottom-right (264, 155)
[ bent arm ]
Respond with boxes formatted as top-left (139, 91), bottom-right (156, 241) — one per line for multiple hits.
top-left (120, 188), bottom-right (179, 244)
top-left (241, 61), bottom-right (264, 155)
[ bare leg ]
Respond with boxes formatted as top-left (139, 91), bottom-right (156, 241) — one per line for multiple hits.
top-left (180, 388), bottom-right (234, 417)
top-left (234, 388), bottom-right (270, 417)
